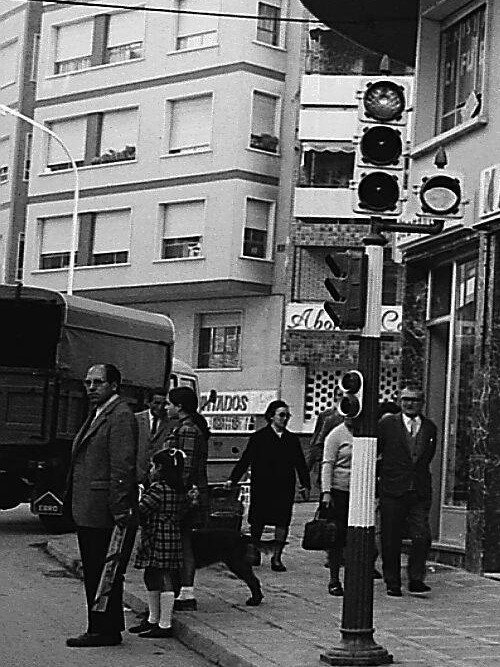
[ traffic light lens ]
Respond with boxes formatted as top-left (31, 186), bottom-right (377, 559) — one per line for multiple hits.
top-left (363, 81), bottom-right (405, 122)
top-left (357, 172), bottom-right (399, 211)
top-left (420, 175), bottom-right (461, 215)
top-left (341, 371), bottom-right (362, 393)
top-left (360, 126), bottom-right (402, 166)
top-left (339, 395), bottom-right (360, 418)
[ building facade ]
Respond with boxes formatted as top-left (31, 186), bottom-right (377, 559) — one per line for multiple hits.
top-left (20, 0), bottom-right (305, 436)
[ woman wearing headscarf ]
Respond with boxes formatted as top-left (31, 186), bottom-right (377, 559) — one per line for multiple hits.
top-left (226, 400), bottom-right (310, 572)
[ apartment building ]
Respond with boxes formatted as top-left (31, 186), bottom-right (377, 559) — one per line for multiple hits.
top-left (0, 0), bottom-right (42, 283)
top-left (22, 0), bottom-right (305, 436)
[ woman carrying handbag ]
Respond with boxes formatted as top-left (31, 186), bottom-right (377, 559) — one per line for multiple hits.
top-left (320, 416), bottom-right (353, 596)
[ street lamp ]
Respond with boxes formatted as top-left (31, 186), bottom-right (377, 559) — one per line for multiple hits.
top-left (0, 103), bottom-right (80, 295)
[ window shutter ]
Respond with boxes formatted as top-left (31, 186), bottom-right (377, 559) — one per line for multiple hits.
top-left (246, 199), bottom-right (270, 231)
top-left (107, 11), bottom-right (144, 47)
top-left (252, 92), bottom-right (277, 136)
top-left (41, 216), bottom-right (72, 254)
top-left (100, 109), bottom-right (138, 153)
top-left (163, 201), bottom-right (204, 237)
top-left (47, 117), bottom-right (87, 165)
top-left (178, 0), bottom-right (218, 36)
top-left (55, 20), bottom-right (93, 61)
top-left (170, 96), bottom-right (212, 151)
top-left (0, 41), bottom-right (19, 87)
top-left (93, 210), bottom-right (131, 253)
top-left (200, 312), bottom-right (240, 328)
top-left (0, 137), bottom-right (10, 167)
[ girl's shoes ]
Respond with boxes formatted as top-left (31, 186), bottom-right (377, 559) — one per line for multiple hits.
top-left (128, 619), bottom-right (157, 634)
top-left (328, 582), bottom-right (344, 596)
top-left (271, 557), bottom-right (287, 572)
top-left (139, 626), bottom-right (173, 638)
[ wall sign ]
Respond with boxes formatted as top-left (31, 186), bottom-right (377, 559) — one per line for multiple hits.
top-left (285, 303), bottom-right (402, 334)
top-left (200, 390), bottom-right (278, 432)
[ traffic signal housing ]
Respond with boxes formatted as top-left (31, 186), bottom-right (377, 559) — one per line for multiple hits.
top-left (324, 249), bottom-right (368, 330)
top-left (338, 370), bottom-right (364, 419)
top-left (352, 77), bottom-right (409, 217)
top-left (415, 172), bottom-right (464, 220)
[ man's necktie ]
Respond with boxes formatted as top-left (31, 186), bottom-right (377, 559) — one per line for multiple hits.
top-left (410, 418), bottom-right (418, 437)
top-left (151, 416), bottom-right (159, 436)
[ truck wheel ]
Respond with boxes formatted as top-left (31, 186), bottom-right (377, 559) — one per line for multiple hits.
top-left (39, 514), bottom-right (75, 534)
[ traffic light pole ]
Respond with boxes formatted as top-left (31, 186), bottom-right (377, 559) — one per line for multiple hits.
top-left (321, 218), bottom-right (392, 666)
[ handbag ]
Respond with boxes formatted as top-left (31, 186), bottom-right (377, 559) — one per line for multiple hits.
top-left (302, 504), bottom-right (337, 551)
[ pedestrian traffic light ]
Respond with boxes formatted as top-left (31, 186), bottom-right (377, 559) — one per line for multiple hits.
top-left (415, 147), bottom-right (464, 220)
top-left (338, 370), bottom-right (364, 419)
top-left (324, 249), bottom-right (368, 330)
top-left (352, 77), bottom-right (409, 216)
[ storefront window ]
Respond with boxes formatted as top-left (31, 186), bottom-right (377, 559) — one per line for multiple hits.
top-left (444, 259), bottom-right (477, 507)
top-left (430, 264), bottom-right (453, 318)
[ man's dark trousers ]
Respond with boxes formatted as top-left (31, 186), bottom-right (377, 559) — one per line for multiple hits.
top-left (380, 491), bottom-right (431, 588)
top-left (77, 527), bottom-right (124, 636)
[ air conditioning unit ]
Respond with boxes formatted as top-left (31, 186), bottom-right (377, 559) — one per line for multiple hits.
top-left (187, 242), bottom-right (202, 257)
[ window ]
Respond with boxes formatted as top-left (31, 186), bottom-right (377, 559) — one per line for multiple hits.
top-left (47, 117), bottom-right (86, 171)
top-left (54, 20), bottom-right (93, 74)
top-left (39, 216), bottom-right (73, 269)
top-left (0, 40), bottom-right (18, 87)
top-left (106, 12), bottom-right (144, 63)
top-left (299, 147), bottom-right (354, 187)
top-left (197, 312), bottom-right (242, 369)
top-left (176, 0), bottom-right (218, 50)
top-left (168, 95), bottom-right (212, 154)
top-left (31, 34), bottom-right (40, 81)
top-left (161, 201), bottom-right (204, 259)
top-left (92, 108), bottom-right (138, 165)
top-left (250, 91), bottom-right (279, 152)
top-left (91, 210), bottom-right (130, 265)
top-left (23, 133), bottom-right (32, 182)
top-left (16, 233), bottom-right (25, 282)
top-left (256, 1), bottom-right (280, 46)
top-left (46, 109), bottom-right (138, 171)
top-left (0, 137), bottom-right (10, 185)
top-left (437, 5), bottom-right (486, 133)
top-left (54, 12), bottom-right (144, 74)
top-left (243, 198), bottom-right (273, 259)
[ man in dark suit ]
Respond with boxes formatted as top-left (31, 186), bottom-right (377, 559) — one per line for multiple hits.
top-left (135, 387), bottom-right (175, 486)
top-left (65, 364), bottom-right (138, 647)
top-left (378, 386), bottom-right (437, 598)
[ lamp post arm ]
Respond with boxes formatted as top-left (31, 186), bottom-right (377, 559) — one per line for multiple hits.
top-left (0, 104), bottom-right (80, 295)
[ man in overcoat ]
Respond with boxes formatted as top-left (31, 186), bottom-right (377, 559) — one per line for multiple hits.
top-left (135, 386), bottom-right (175, 485)
top-left (65, 364), bottom-right (138, 647)
top-left (378, 386), bottom-right (437, 597)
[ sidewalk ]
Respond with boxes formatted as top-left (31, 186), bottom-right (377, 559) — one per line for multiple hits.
top-left (46, 503), bottom-right (500, 667)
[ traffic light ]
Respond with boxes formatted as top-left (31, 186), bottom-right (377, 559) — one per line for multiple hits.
top-left (324, 249), bottom-right (368, 330)
top-left (352, 77), bottom-right (409, 216)
top-left (415, 147), bottom-right (464, 220)
top-left (338, 370), bottom-right (364, 419)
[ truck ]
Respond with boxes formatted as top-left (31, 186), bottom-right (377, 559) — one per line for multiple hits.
top-left (0, 283), bottom-right (177, 532)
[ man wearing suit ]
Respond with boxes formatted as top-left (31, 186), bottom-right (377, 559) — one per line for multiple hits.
top-left (135, 387), bottom-right (175, 486)
top-left (65, 364), bottom-right (138, 647)
top-left (378, 386), bottom-right (437, 598)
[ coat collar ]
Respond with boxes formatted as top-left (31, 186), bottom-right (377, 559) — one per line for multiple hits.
top-left (73, 396), bottom-right (122, 455)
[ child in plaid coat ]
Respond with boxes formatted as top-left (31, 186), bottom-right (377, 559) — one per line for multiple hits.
top-left (130, 447), bottom-right (185, 638)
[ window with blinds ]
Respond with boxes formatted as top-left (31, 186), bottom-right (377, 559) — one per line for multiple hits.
top-left (243, 198), bottom-right (273, 259)
top-left (106, 11), bottom-right (144, 63)
top-left (161, 200), bottom-right (204, 259)
top-left (176, 0), bottom-right (219, 50)
top-left (54, 20), bottom-right (93, 74)
top-left (250, 91), bottom-right (279, 152)
top-left (0, 137), bottom-right (10, 185)
top-left (197, 312), bottom-right (242, 369)
top-left (0, 40), bottom-right (19, 87)
top-left (256, 1), bottom-right (281, 46)
top-left (168, 95), bottom-right (212, 154)
top-left (94, 108), bottom-right (138, 164)
top-left (92, 210), bottom-right (131, 265)
top-left (39, 216), bottom-right (73, 269)
top-left (46, 117), bottom-right (86, 171)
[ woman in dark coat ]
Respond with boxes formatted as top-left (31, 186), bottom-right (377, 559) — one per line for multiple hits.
top-left (227, 400), bottom-right (310, 571)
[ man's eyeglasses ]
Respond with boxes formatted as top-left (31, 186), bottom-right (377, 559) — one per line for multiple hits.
top-left (275, 412), bottom-right (291, 418)
top-left (84, 379), bottom-right (107, 387)
top-left (401, 398), bottom-right (422, 403)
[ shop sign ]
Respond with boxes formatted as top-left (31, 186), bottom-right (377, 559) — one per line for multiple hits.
top-left (479, 164), bottom-right (500, 221)
top-left (200, 390), bottom-right (278, 432)
top-left (285, 303), bottom-right (402, 334)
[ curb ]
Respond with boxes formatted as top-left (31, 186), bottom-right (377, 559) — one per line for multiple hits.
top-left (45, 539), bottom-right (265, 667)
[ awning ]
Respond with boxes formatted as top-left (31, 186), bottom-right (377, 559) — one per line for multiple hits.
top-left (300, 1), bottom-right (419, 68)
top-left (302, 141), bottom-right (354, 153)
